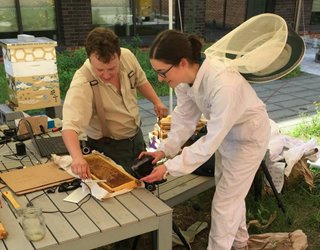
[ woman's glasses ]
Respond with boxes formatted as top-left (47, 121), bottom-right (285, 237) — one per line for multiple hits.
top-left (156, 64), bottom-right (175, 78)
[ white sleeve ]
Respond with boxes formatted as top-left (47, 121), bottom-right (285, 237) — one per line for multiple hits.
top-left (158, 85), bottom-right (202, 158)
top-left (164, 84), bottom-right (248, 176)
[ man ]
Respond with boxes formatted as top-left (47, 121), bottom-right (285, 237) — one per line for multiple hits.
top-left (62, 27), bottom-right (168, 179)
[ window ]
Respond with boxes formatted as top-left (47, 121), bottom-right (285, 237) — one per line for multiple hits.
top-left (91, 0), bottom-right (132, 26)
top-left (91, 0), bottom-right (169, 37)
top-left (311, 0), bottom-right (320, 24)
top-left (0, 0), bottom-right (18, 32)
top-left (0, 0), bottom-right (56, 34)
top-left (20, 0), bottom-right (56, 31)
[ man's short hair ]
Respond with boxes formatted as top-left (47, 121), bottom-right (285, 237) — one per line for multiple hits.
top-left (85, 27), bottom-right (121, 63)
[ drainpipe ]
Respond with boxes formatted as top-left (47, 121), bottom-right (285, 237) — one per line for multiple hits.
top-left (14, 0), bottom-right (23, 34)
top-left (294, 0), bottom-right (302, 33)
top-left (223, 0), bottom-right (227, 28)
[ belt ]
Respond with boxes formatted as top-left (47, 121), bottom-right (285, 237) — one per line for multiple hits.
top-left (93, 128), bottom-right (141, 144)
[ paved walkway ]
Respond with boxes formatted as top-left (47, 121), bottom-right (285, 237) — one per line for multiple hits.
top-left (138, 45), bottom-right (320, 141)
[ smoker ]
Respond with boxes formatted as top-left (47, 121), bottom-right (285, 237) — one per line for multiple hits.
top-left (131, 155), bottom-right (166, 191)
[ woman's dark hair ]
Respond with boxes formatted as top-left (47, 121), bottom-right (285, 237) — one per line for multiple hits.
top-left (85, 27), bottom-right (121, 63)
top-left (149, 29), bottom-right (202, 65)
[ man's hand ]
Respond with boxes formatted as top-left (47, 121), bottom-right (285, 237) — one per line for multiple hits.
top-left (136, 82), bottom-right (168, 118)
top-left (71, 156), bottom-right (91, 179)
top-left (140, 164), bottom-right (167, 183)
top-left (154, 101), bottom-right (169, 118)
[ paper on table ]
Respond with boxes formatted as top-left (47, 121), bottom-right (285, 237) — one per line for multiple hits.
top-left (52, 153), bottom-right (141, 201)
top-left (63, 186), bottom-right (90, 203)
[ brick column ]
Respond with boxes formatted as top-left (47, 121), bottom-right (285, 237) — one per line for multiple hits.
top-left (274, 0), bottom-right (313, 32)
top-left (225, 0), bottom-right (247, 28)
top-left (183, 0), bottom-right (206, 37)
top-left (57, 0), bottom-right (93, 47)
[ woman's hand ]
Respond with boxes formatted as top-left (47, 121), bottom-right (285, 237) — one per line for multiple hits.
top-left (140, 164), bottom-right (167, 183)
top-left (71, 156), bottom-right (91, 179)
top-left (138, 150), bottom-right (165, 165)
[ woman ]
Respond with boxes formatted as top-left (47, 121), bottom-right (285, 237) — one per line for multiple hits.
top-left (140, 30), bottom-right (270, 250)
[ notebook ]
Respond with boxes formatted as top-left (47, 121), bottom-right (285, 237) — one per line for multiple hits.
top-left (22, 118), bottom-right (69, 157)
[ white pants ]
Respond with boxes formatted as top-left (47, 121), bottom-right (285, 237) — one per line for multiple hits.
top-left (208, 112), bottom-right (270, 250)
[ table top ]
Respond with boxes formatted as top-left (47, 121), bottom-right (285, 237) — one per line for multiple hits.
top-left (0, 136), bottom-right (172, 250)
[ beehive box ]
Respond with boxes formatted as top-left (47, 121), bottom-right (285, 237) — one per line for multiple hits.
top-left (0, 37), bottom-right (61, 111)
top-left (84, 153), bottom-right (140, 193)
top-left (6, 73), bottom-right (60, 111)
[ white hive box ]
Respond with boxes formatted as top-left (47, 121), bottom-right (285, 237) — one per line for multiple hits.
top-left (0, 37), bottom-right (61, 111)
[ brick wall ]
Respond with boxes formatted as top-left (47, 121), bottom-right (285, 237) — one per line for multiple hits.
top-left (274, 0), bottom-right (296, 28)
top-left (153, 0), bottom-right (173, 17)
top-left (225, 0), bottom-right (247, 28)
top-left (206, 0), bottom-right (225, 26)
top-left (274, 0), bottom-right (313, 33)
top-left (183, 0), bottom-right (206, 37)
top-left (205, 0), bottom-right (247, 28)
top-left (58, 0), bottom-right (93, 47)
top-left (204, 0), bottom-right (314, 32)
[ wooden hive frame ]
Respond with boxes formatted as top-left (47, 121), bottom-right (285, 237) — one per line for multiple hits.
top-left (84, 153), bottom-right (139, 193)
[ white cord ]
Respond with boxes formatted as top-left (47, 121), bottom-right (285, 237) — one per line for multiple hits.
top-left (301, 0), bottom-right (306, 36)
top-left (177, 0), bottom-right (183, 32)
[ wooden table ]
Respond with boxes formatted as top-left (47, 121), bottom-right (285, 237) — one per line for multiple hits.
top-left (158, 174), bottom-right (215, 207)
top-left (0, 138), bottom-right (172, 250)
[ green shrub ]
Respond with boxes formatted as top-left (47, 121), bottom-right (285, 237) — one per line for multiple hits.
top-left (56, 48), bottom-right (87, 99)
top-left (283, 66), bottom-right (301, 79)
top-left (57, 48), bottom-right (87, 72)
top-left (120, 36), bottom-right (143, 55)
top-left (134, 48), bottom-right (170, 97)
top-left (288, 103), bottom-right (320, 143)
top-left (0, 65), bottom-right (8, 103)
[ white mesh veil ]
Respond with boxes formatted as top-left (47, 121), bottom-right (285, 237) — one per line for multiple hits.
top-left (204, 13), bottom-right (305, 83)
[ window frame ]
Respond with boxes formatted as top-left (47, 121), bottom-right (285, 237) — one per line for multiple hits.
top-left (0, 0), bottom-right (61, 43)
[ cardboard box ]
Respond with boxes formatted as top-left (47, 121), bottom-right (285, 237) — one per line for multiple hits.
top-left (7, 73), bottom-right (61, 111)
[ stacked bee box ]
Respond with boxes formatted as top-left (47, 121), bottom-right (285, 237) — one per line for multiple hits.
top-left (0, 36), bottom-right (61, 111)
top-left (152, 115), bottom-right (207, 140)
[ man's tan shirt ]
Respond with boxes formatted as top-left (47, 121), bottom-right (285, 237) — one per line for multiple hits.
top-left (63, 48), bottom-right (147, 140)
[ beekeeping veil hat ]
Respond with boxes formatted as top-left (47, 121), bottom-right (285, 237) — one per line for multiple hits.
top-left (204, 13), bottom-right (305, 83)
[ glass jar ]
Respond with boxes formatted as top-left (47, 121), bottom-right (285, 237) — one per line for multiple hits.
top-left (21, 207), bottom-right (46, 241)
